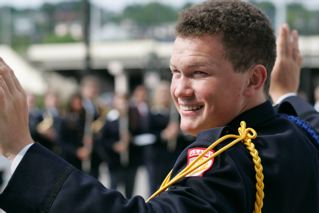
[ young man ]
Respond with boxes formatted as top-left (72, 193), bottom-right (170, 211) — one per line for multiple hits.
top-left (0, 0), bottom-right (318, 212)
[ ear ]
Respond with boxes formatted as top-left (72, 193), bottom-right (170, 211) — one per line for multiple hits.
top-left (244, 65), bottom-right (267, 96)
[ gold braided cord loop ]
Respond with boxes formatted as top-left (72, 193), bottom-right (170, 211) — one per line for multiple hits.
top-left (146, 121), bottom-right (264, 213)
top-left (238, 122), bottom-right (264, 213)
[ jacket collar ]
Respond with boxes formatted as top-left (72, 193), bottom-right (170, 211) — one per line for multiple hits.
top-left (194, 100), bottom-right (275, 146)
top-left (227, 100), bottom-right (276, 131)
top-left (172, 101), bottom-right (276, 175)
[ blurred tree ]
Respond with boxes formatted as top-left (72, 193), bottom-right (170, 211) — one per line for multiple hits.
top-left (42, 34), bottom-right (77, 43)
top-left (40, 3), bottom-right (56, 35)
top-left (2, 0), bottom-right (319, 51)
top-left (181, 3), bottom-right (194, 10)
top-left (254, 1), bottom-right (276, 27)
top-left (287, 3), bottom-right (309, 34)
top-left (252, 1), bottom-right (319, 35)
top-left (287, 3), bottom-right (319, 35)
top-left (119, 2), bottom-right (178, 27)
top-left (0, 6), bottom-right (13, 46)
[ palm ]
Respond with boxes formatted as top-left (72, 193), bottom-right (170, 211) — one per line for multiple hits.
top-left (269, 24), bottom-right (302, 103)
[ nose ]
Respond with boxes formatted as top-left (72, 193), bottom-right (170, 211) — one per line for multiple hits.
top-left (172, 76), bottom-right (194, 98)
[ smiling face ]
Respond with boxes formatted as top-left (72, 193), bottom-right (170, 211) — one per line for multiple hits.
top-left (170, 35), bottom-right (256, 136)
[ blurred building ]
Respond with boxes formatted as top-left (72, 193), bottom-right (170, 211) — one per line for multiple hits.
top-left (1, 0), bottom-right (319, 101)
top-left (0, 45), bottom-right (78, 99)
top-left (24, 35), bottom-right (319, 99)
top-left (0, 45), bottom-right (47, 95)
top-left (27, 39), bottom-right (172, 94)
top-left (299, 36), bottom-right (319, 103)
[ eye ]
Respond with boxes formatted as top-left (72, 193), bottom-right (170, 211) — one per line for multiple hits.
top-left (192, 71), bottom-right (208, 78)
top-left (170, 69), bottom-right (181, 78)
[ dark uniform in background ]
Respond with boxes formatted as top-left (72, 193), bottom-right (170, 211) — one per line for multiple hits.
top-left (1, 96), bottom-right (318, 212)
top-left (36, 107), bottom-right (62, 154)
top-left (36, 92), bottom-right (62, 154)
top-left (98, 110), bottom-right (133, 198)
top-left (146, 109), bottom-right (175, 194)
top-left (28, 105), bottom-right (43, 144)
top-left (126, 85), bottom-right (152, 195)
top-left (58, 106), bottom-right (86, 170)
top-left (146, 109), bottom-right (192, 194)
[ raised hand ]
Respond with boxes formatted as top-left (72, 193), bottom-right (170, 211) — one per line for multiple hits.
top-left (0, 58), bottom-right (33, 159)
top-left (269, 24), bottom-right (303, 103)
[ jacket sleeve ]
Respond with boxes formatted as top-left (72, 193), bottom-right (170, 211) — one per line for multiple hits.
top-left (0, 142), bottom-right (253, 213)
top-left (277, 95), bottom-right (319, 131)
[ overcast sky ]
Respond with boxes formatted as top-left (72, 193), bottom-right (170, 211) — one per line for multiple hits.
top-left (0, 0), bottom-right (318, 11)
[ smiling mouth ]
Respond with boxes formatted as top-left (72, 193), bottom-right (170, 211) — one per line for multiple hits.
top-left (179, 105), bottom-right (204, 111)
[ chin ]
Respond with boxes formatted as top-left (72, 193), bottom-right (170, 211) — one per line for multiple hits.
top-left (180, 124), bottom-right (199, 136)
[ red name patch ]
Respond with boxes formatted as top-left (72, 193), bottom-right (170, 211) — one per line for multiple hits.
top-left (187, 148), bottom-right (214, 177)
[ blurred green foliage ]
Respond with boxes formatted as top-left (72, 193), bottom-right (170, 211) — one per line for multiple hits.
top-left (253, 1), bottom-right (319, 35)
top-left (118, 2), bottom-right (178, 26)
top-left (0, 0), bottom-right (318, 54)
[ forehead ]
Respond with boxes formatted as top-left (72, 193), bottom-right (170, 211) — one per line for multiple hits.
top-left (170, 35), bottom-right (226, 65)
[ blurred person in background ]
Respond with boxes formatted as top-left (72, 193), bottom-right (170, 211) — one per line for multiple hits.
top-left (128, 84), bottom-right (152, 195)
top-left (98, 93), bottom-right (133, 198)
top-left (80, 75), bottom-right (104, 176)
top-left (58, 92), bottom-right (88, 170)
top-left (26, 92), bottom-right (42, 143)
top-left (36, 91), bottom-right (62, 154)
top-left (145, 81), bottom-right (180, 194)
top-left (314, 85), bottom-right (319, 112)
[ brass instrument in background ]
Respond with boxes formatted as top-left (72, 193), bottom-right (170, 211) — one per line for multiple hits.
top-left (36, 114), bottom-right (54, 134)
top-left (91, 106), bottom-right (109, 134)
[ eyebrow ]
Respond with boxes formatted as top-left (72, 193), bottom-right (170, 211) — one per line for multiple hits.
top-left (170, 62), bottom-right (210, 70)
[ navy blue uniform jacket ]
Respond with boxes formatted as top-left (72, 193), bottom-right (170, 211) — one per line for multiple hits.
top-left (1, 96), bottom-right (319, 212)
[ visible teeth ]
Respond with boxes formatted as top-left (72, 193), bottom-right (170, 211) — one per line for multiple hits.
top-left (180, 105), bottom-right (202, 111)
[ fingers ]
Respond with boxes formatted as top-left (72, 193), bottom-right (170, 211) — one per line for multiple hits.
top-left (284, 24), bottom-right (293, 57)
top-left (0, 69), bottom-right (10, 95)
top-left (277, 24), bottom-right (289, 57)
top-left (270, 24), bottom-right (302, 102)
top-left (0, 58), bottom-right (31, 159)
top-left (277, 24), bottom-right (302, 64)
top-left (291, 30), bottom-right (302, 66)
top-left (0, 58), bottom-right (19, 95)
top-left (0, 58), bottom-right (25, 95)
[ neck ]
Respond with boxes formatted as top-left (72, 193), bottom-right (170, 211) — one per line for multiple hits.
top-left (243, 93), bottom-right (267, 114)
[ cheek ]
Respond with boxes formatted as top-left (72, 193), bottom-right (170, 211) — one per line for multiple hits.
top-left (170, 83), bottom-right (176, 98)
top-left (201, 82), bottom-right (240, 109)
top-left (196, 82), bottom-right (218, 101)
top-left (221, 75), bottom-right (244, 94)
top-left (221, 84), bottom-right (245, 109)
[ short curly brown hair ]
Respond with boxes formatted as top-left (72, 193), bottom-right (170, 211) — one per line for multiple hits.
top-left (176, 0), bottom-right (276, 92)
